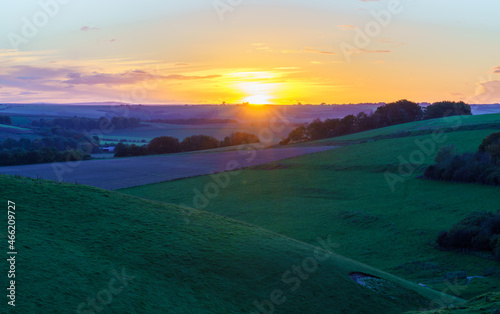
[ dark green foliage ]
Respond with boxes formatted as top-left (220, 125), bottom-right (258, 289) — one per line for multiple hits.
top-left (282, 99), bottom-right (440, 144)
top-left (220, 132), bottom-right (260, 147)
top-left (424, 101), bottom-right (472, 120)
top-left (0, 115), bottom-right (13, 125)
top-left (424, 132), bottom-right (500, 185)
top-left (0, 136), bottom-right (94, 166)
top-left (114, 142), bottom-right (149, 157)
top-left (115, 132), bottom-right (260, 157)
top-left (181, 135), bottom-right (219, 152)
top-left (374, 99), bottom-right (423, 127)
top-left (149, 118), bottom-right (238, 125)
top-left (478, 132), bottom-right (500, 163)
top-left (148, 136), bottom-right (182, 154)
top-left (436, 211), bottom-right (500, 260)
top-left (283, 126), bottom-right (307, 144)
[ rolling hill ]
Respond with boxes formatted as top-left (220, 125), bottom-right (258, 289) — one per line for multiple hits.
top-left (1, 175), bottom-right (457, 313)
top-left (121, 113), bottom-right (500, 302)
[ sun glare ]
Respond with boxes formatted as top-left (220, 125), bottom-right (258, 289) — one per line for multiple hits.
top-left (243, 95), bottom-right (271, 105)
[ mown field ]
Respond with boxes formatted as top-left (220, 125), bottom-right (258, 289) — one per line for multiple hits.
top-left (121, 114), bottom-right (500, 301)
top-left (0, 146), bottom-right (335, 190)
top-left (1, 175), bottom-right (456, 313)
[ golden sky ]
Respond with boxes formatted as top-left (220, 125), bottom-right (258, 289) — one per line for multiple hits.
top-left (1, 0), bottom-right (500, 104)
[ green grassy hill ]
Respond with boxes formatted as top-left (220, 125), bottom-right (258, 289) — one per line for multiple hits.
top-left (407, 292), bottom-right (500, 313)
top-left (294, 113), bottom-right (500, 146)
top-left (121, 113), bottom-right (500, 301)
top-left (1, 175), bottom-right (456, 313)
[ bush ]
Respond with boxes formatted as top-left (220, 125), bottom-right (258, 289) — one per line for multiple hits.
top-left (181, 135), bottom-right (219, 152)
top-left (437, 211), bottom-right (500, 258)
top-left (148, 136), bottom-right (182, 155)
top-left (424, 101), bottom-right (471, 120)
top-left (424, 132), bottom-right (500, 185)
top-left (220, 132), bottom-right (260, 147)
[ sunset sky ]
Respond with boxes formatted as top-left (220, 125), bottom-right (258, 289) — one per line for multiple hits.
top-left (1, 0), bottom-right (500, 104)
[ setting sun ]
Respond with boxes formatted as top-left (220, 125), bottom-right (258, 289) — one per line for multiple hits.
top-left (243, 94), bottom-right (271, 105)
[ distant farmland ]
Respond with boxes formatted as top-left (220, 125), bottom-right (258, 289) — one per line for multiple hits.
top-left (0, 146), bottom-right (336, 190)
top-left (97, 122), bottom-right (297, 144)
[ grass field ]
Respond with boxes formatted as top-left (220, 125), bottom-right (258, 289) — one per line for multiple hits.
top-left (121, 114), bottom-right (500, 301)
top-left (0, 124), bottom-right (37, 141)
top-left (1, 175), bottom-right (457, 313)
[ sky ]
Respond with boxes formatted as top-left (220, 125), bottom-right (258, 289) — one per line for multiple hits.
top-left (0, 0), bottom-right (500, 105)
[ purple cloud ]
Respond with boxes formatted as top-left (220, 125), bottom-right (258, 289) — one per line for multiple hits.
top-left (81, 26), bottom-right (99, 31)
top-left (63, 70), bottom-right (221, 85)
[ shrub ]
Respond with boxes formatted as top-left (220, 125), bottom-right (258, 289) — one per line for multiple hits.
top-left (436, 211), bottom-right (500, 258)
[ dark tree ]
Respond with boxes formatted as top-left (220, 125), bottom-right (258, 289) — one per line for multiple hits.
top-left (373, 99), bottom-right (423, 127)
top-left (424, 101), bottom-right (471, 120)
top-left (286, 126), bottom-right (308, 143)
top-left (306, 119), bottom-right (328, 140)
top-left (0, 116), bottom-right (12, 125)
top-left (148, 136), bottom-right (182, 154)
top-left (479, 132), bottom-right (500, 163)
top-left (220, 132), bottom-right (260, 147)
top-left (181, 135), bottom-right (219, 152)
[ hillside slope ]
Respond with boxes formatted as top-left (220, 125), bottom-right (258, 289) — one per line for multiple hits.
top-left (0, 175), bottom-right (457, 313)
top-left (122, 114), bottom-right (500, 300)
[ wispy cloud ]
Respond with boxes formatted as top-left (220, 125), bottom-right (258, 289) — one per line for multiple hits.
top-left (378, 38), bottom-right (406, 47)
top-left (81, 26), bottom-right (100, 31)
top-left (304, 48), bottom-right (336, 55)
top-left (493, 66), bottom-right (500, 73)
top-left (63, 70), bottom-right (221, 85)
top-left (346, 48), bottom-right (391, 54)
top-left (282, 48), bottom-right (336, 55)
top-left (339, 25), bottom-right (356, 30)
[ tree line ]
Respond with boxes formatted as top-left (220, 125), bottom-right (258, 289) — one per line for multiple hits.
top-left (32, 116), bottom-right (141, 131)
top-left (0, 136), bottom-right (94, 166)
top-left (114, 132), bottom-right (260, 157)
top-left (424, 132), bottom-right (500, 185)
top-left (436, 211), bottom-right (500, 261)
top-left (0, 116), bottom-right (13, 125)
top-left (149, 118), bottom-right (238, 125)
top-left (280, 100), bottom-right (472, 144)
